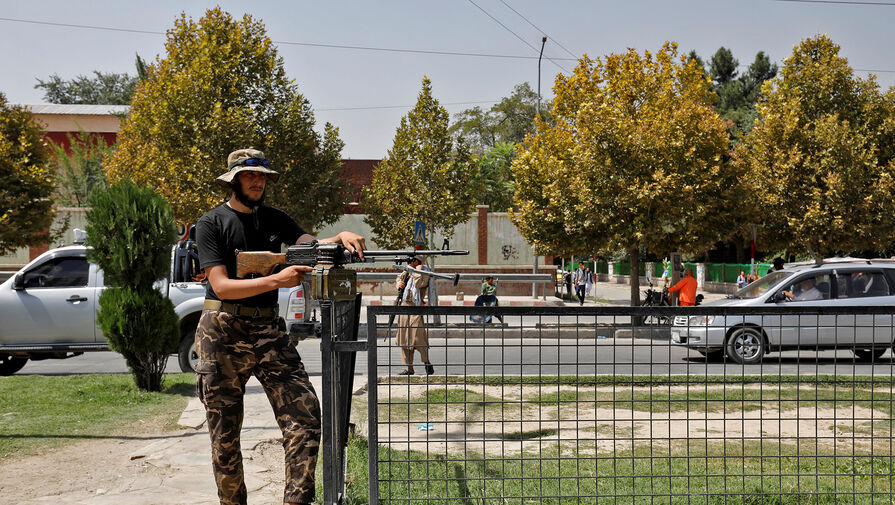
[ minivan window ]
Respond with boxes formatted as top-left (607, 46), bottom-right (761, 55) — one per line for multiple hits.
top-left (779, 273), bottom-right (831, 301)
top-left (836, 271), bottom-right (890, 298)
top-left (732, 270), bottom-right (790, 299)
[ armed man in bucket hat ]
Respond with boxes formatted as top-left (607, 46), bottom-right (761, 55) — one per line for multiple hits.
top-left (194, 148), bottom-right (365, 505)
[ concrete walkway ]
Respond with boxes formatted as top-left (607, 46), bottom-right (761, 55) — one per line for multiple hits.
top-left (18, 281), bottom-right (725, 504)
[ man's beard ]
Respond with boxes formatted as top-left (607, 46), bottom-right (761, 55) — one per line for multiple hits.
top-left (233, 179), bottom-right (265, 209)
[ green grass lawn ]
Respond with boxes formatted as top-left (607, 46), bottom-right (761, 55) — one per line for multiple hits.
top-left (0, 373), bottom-right (195, 461)
top-left (356, 375), bottom-right (895, 504)
top-left (344, 435), bottom-right (895, 505)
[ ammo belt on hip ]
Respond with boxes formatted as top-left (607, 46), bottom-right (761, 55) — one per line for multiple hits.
top-left (204, 299), bottom-right (278, 319)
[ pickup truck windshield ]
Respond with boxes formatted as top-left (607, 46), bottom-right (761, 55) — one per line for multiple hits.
top-left (732, 271), bottom-right (790, 299)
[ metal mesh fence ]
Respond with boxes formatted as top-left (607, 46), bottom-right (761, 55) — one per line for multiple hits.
top-left (360, 305), bottom-right (895, 504)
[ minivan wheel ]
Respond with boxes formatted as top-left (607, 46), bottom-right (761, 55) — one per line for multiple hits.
top-left (854, 348), bottom-right (886, 362)
top-left (726, 328), bottom-right (765, 365)
top-left (178, 330), bottom-right (198, 373)
top-left (0, 354), bottom-right (27, 376)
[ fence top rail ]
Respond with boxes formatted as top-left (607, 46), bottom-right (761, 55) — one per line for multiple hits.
top-left (367, 305), bottom-right (895, 316)
top-left (357, 272), bottom-right (553, 283)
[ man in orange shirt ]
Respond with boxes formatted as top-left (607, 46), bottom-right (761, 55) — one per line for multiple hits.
top-left (668, 267), bottom-right (698, 306)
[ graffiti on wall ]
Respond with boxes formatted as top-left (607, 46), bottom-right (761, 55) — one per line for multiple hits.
top-left (501, 244), bottom-right (518, 261)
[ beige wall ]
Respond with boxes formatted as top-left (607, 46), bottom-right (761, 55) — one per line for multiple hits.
top-left (3, 209), bottom-right (543, 270)
top-left (315, 211), bottom-right (542, 267)
top-left (34, 113), bottom-right (122, 133)
top-left (0, 208), bottom-right (87, 269)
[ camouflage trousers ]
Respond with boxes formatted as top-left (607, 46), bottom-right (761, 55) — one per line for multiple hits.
top-left (195, 309), bottom-right (321, 505)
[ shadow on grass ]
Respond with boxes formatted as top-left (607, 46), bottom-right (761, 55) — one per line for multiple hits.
top-left (0, 431), bottom-right (202, 442)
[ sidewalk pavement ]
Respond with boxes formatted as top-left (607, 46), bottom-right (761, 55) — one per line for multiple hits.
top-left (18, 376), bottom-right (327, 505)
top-left (21, 281), bottom-right (725, 504)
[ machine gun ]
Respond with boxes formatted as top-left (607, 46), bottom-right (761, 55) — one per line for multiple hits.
top-left (236, 240), bottom-right (468, 301)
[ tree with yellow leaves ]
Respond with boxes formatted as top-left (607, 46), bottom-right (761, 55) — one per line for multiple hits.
top-left (737, 35), bottom-right (895, 263)
top-left (105, 8), bottom-right (346, 230)
top-left (512, 42), bottom-right (736, 304)
top-left (0, 93), bottom-right (59, 255)
top-left (363, 77), bottom-right (478, 249)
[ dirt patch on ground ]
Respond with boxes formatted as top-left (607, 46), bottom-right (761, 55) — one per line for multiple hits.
top-left (358, 383), bottom-right (893, 458)
top-left (0, 411), bottom-right (193, 503)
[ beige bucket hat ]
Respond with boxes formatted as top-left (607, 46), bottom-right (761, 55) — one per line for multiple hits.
top-left (216, 148), bottom-right (280, 188)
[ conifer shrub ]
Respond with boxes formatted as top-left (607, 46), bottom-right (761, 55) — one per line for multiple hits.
top-left (86, 181), bottom-right (178, 391)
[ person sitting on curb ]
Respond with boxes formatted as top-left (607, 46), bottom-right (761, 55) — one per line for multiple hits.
top-left (477, 276), bottom-right (503, 324)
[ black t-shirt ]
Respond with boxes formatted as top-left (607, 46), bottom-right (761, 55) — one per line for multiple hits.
top-left (196, 204), bottom-right (305, 306)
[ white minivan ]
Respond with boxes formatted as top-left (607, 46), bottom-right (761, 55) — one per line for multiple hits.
top-left (671, 260), bottom-right (895, 364)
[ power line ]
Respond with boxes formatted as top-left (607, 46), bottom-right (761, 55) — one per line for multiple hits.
top-left (0, 16), bottom-right (578, 62)
top-left (775, 0), bottom-right (895, 5)
top-left (4, 15), bottom-right (895, 78)
top-left (464, 0), bottom-right (571, 73)
top-left (318, 100), bottom-right (499, 112)
top-left (497, 0), bottom-right (579, 59)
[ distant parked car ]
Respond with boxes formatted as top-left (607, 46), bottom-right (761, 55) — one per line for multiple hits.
top-left (671, 260), bottom-right (895, 364)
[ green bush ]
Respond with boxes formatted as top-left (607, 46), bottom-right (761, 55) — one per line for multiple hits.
top-left (96, 287), bottom-right (179, 391)
top-left (86, 181), bottom-right (176, 288)
top-left (86, 180), bottom-right (178, 391)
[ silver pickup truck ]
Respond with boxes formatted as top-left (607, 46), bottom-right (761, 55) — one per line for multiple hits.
top-left (0, 239), bottom-right (314, 376)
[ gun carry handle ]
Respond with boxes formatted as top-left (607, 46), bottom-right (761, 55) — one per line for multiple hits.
top-left (236, 251), bottom-right (286, 278)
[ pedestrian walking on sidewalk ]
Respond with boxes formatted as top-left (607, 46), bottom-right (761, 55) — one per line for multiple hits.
top-left (194, 148), bottom-right (366, 505)
top-left (396, 256), bottom-right (434, 375)
top-left (585, 267), bottom-right (594, 297)
top-left (574, 264), bottom-right (587, 305)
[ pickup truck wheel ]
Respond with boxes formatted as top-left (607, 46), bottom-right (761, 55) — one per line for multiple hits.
top-left (178, 330), bottom-right (198, 373)
top-left (0, 354), bottom-right (28, 376)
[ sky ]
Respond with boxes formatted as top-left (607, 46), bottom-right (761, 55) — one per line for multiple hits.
top-left (2, 0), bottom-right (894, 159)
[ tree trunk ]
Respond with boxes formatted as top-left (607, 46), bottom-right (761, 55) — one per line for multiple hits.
top-left (733, 235), bottom-right (745, 264)
top-left (629, 247), bottom-right (640, 306)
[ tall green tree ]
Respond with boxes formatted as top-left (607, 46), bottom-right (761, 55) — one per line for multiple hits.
top-left (737, 35), bottom-right (895, 263)
top-left (474, 142), bottom-right (517, 212)
top-left (363, 77), bottom-right (478, 249)
top-left (450, 82), bottom-right (549, 155)
top-left (0, 93), bottom-right (59, 255)
top-left (86, 181), bottom-right (179, 391)
top-left (51, 131), bottom-right (110, 207)
top-left (35, 71), bottom-right (138, 105)
top-left (104, 8), bottom-right (346, 229)
top-left (688, 47), bottom-right (779, 263)
top-left (512, 43), bottom-right (735, 304)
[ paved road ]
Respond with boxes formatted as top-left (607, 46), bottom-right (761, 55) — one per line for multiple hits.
top-left (14, 282), bottom-right (894, 377)
top-left (16, 331), bottom-right (895, 378)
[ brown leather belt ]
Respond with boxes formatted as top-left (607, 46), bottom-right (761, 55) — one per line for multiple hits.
top-left (204, 299), bottom-right (278, 319)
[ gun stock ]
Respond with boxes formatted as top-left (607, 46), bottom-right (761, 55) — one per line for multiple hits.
top-left (236, 251), bottom-right (286, 278)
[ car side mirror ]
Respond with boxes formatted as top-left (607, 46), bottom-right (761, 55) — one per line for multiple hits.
top-left (12, 273), bottom-right (24, 291)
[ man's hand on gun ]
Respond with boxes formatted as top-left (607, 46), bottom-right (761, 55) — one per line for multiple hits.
top-left (331, 231), bottom-right (366, 259)
top-left (271, 265), bottom-right (313, 289)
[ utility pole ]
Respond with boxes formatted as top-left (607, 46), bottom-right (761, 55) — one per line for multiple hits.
top-left (537, 36), bottom-right (547, 116)
top-left (534, 36), bottom-right (547, 298)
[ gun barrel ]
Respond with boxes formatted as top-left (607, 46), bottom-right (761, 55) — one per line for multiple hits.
top-left (362, 249), bottom-right (469, 257)
top-left (394, 265), bottom-right (460, 286)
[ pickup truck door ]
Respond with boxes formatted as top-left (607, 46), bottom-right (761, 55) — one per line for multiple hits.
top-left (0, 256), bottom-right (98, 344)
